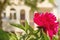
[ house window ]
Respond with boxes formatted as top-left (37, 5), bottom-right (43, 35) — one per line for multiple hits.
top-left (20, 9), bottom-right (25, 26)
top-left (10, 8), bottom-right (16, 19)
top-left (2, 12), bottom-right (6, 19)
top-left (9, 13), bottom-right (12, 19)
top-left (29, 10), bottom-right (34, 28)
top-left (4, 13), bottom-right (6, 18)
top-left (14, 13), bottom-right (16, 19)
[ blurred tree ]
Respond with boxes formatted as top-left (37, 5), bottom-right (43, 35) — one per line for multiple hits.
top-left (25, 0), bottom-right (38, 12)
top-left (0, 0), bottom-right (9, 29)
top-left (24, 0), bottom-right (45, 12)
top-left (49, 0), bottom-right (57, 7)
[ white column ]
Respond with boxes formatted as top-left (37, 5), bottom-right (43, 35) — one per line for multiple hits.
top-left (25, 10), bottom-right (29, 24)
top-left (16, 6), bottom-right (20, 24)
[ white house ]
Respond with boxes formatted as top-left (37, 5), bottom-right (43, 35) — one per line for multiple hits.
top-left (1, 0), bottom-right (58, 32)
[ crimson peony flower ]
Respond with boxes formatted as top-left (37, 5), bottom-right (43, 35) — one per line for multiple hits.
top-left (33, 12), bottom-right (59, 40)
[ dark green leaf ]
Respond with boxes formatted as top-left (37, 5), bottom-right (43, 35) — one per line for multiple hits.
top-left (9, 32), bottom-right (18, 40)
top-left (42, 31), bottom-right (50, 40)
top-left (25, 20), bottom-right (29, 31)
top-left (0, 29), bottom-right (10, 40)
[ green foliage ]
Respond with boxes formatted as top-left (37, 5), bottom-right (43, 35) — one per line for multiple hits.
top-left (49, 0), bottom-right (54, 4)
top-left (9, 33), bottom-right (18, 40)
top-left (0, 0), bottom-right (10, 11)
top-left (10, 20), bottom-right (34, 33)
top-left (0, 29), bottom-right (18, 40)
top-left (0, 29), bottom-right (10, 40)
top-left (11, 21), bottom-right (50, 40)
top-left (52, 35), bottom-right (58, 40)
top-left (58, 28), bottom-right (60, 35)
top-left (0, 20), bottom-right (59, 40)
top-left (10, 23), bottom-right (25, 31)
top-left (39, 0), bottom-right (45, 3)
top-left (25, 0), bottom-right (38, 12)
top-left (40, 29), bottom-right (50, 40)
top-left (49, 0), bottom-right (57, 7)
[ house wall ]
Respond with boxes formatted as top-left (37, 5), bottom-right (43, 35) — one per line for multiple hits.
top-left (2, 4), bottom-right (32, 32)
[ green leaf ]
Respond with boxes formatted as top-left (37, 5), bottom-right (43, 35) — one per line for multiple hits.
top-left (28, 25), bottom-right (34, 34)
top-left (0, 29), bottom-right (18, 40)
top-left (25, 20), bottom-right (29, 32)
top-left (0, 29), bottom-right (10, 40)
top-left (40, 29), bottom-right (50, 40)
top-left (25, 21), bottom-right (34, 34)
top-left (58, 28), bottom-right (60, 35)
top-left (10, 23), bottom-right (25, 31)
top-left (52, 35), bottom-right (58, 40)
top-left (9, 32), bottom-right (18, 40)
top-left (43, 32), bottom-right (50, 40)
